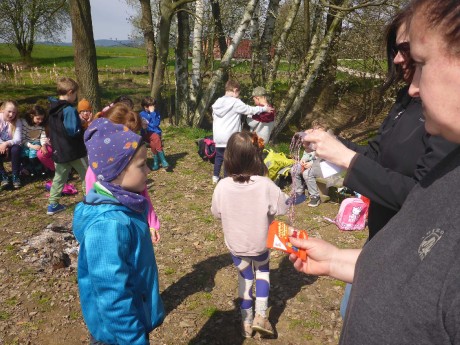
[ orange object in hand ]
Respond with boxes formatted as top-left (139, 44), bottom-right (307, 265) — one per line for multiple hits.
top-left (266, 220), bottom-right (308, 261)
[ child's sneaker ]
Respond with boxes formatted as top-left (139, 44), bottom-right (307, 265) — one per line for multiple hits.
top-left (242, 322), bottom-right (253, 338)
top-left (308, 195), bottom-right (321, 207)
top-left (47, 203), bottom-right (66, 215)
top-left (12, 175), bottom-right (21, 189)
top-left (252, 314), bottom-right (274, 336)
top-left (286, 193), bottom-right (307, 205)
top-left (0, 172), bottom-right (9, 189)
top-left (212, 176), bottom-right (220, 184)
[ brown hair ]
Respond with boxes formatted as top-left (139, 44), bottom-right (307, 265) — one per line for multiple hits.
top-left (382, 5), bottom-right (414, 90)
top-left (56, 77), bottom-right (79, 95)
top-left (141, 96), bottom-right (156, 108)
top-left (225, 80), bottom-right (240, 92)
top-left (410, 0), bottom-right (460, 56)
top-left (95, 103), bottom-right (142, 132)
top-left (224, 131), bottom-right (267, 183)
top-left (25, 104), bottom-right (47, 127)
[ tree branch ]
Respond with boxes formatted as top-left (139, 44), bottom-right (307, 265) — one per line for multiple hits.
top-left (319, 0), bottom-right (389, 12)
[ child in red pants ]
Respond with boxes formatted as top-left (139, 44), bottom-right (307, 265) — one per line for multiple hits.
top-left (140, 97), bottom-right (169, 170)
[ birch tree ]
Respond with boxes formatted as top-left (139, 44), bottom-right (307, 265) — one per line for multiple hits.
top-left (191, 0), bottom-right (259, 127)
top-left (190, 0), bottom-right (205, 109)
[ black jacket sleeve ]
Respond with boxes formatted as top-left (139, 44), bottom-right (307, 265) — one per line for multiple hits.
top-left (344, 134), bottom-right (457, 211)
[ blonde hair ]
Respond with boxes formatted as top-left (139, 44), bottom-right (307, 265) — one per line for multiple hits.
top-left (0, 100), bottom-right (18, 138)
top-left (56, 77), bottom-right (79, 95)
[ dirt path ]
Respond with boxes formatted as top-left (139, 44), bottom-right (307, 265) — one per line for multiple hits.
top-left (0, 127), bottom-right (367, 345)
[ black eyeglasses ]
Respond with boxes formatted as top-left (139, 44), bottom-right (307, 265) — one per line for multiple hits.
top-left (393, 42), bottom-right (410, 57)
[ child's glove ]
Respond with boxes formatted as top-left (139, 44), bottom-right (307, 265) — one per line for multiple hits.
top-left (266, 220), bottom-right (308, 261)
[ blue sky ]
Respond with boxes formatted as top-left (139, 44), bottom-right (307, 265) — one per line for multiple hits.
top-left (63, 0), bottom-right (137, 42)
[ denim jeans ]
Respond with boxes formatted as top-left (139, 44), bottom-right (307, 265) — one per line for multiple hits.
top-left (340, 283), bottom-right (353, 318)
top-left (213, 147), bottom-right (226, 178)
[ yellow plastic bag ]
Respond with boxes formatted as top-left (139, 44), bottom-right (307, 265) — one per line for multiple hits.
top-left (263, 149), bottom-right (294, 181)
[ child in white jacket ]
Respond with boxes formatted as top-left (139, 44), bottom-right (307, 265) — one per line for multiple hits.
top-left (211, 80), bottom-right (271, 184)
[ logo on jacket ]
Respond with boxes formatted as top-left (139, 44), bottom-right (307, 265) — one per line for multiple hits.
top-left (418, 228), bottom-right (444, 261)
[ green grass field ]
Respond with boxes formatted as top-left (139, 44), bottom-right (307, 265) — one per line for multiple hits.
top-left (0, 43), bottom-right (147, 68)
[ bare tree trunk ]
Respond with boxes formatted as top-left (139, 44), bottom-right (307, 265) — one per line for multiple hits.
top-left (68, 0), bottom-right (101, 111)
top-left (266, 0), bottom-right (302, 94)
top-left (304, 0), bottom-right (311, 52)
top-left (191, 0), bottom-right (259, 127)
top-left (151, 0), bottom-right (195, 100)
top-left (190, 0), bottom-right (205, 110)
top-left (250, 2), bottom-right (261, 86)
top-left (139, 0), bottom-right (157, 88)
top-left (270, 0), bottom-right (352, 140)
top-left (210, 0), bottom-right (228, 59)
top-left (175, 5), bottom-right (190, 125)
top-left (255, 0), bottom-right (280, 85)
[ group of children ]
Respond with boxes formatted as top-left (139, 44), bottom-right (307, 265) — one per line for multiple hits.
top-left (211, 79), bottom-right (322, 207)
top-left (0, 77), bottom-right (169, 218)
top-left (1, 76), bottom-right (319, 342)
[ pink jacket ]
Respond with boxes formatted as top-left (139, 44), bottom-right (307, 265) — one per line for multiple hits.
top-left (85, 168), bottom-right (160, 230)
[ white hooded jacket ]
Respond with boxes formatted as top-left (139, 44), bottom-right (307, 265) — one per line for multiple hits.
top-left (212, 95), bottom-right (266, 147)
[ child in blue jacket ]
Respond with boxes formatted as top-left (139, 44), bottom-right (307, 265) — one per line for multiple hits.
top-left (140, 97), bottom-right (169, 170)
top-left (73, 116), bottom-right (164, 345)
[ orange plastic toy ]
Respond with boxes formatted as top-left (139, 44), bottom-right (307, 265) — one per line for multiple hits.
top-left (266, 220), bottom-right (308, 261)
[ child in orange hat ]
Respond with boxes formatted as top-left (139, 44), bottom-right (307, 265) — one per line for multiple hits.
top-left (77, 99), bottom-right (93, 130)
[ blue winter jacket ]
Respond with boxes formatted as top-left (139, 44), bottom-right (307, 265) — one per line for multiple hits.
top-left (73, 188), bottom-right (164, 345)
top-left (140, 110), bottom-right (162, 136)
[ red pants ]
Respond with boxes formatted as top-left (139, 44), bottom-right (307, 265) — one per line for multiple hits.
top-left (143, 132), bottom-right (163, 155)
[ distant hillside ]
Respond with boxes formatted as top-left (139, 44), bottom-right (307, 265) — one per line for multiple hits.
top-left (39, 39), bottom-right (141, 47)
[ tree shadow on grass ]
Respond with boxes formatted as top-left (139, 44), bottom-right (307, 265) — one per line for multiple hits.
top-left (188, 255), bottom-right (317, 344)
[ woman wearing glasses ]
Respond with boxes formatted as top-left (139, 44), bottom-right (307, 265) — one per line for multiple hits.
top-left (305, 8), bottom-right (456, 241)
top-left (302, 7), bottom-right (457, 317)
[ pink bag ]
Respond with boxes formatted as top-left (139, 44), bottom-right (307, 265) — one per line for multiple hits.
top-left (325, 197), bottom-right (368, 231)
top-left (44, 181), bottom-right (78, 195)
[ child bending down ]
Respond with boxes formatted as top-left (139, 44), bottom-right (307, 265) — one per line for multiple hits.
top-left (21, 105), bottom-right (48, 176)
top-left (140, 97), bottom-right (169, 170)
top-left (211, 132), bottom-right (289, 338)
top-left (73, 118), bottom-right (164, 344)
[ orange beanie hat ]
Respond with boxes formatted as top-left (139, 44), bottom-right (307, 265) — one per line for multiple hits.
top-left (77, 99), bottom-right (92, 112)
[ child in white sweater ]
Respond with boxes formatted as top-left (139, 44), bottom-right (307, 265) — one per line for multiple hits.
top-left (211, 131), bottom-right (289, 338)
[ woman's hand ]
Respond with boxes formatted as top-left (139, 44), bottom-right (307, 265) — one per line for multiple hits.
top-left (288, 237), bottom-right (339, 276)
top-left (40, 145), bottom-right (48, 155)
top-left (289, 237), bottom-right (360, 283)
top-left (303, 130), bottom-right (356, 169)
